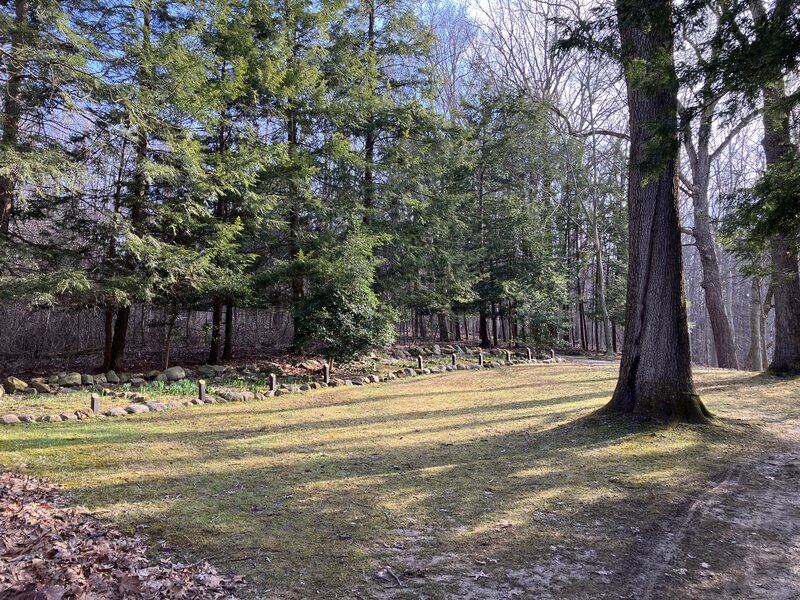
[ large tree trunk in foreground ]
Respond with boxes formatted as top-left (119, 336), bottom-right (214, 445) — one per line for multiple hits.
top-left (603, 0), bottom-right (710, 423)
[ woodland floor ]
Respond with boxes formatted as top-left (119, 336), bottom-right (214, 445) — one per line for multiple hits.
top-left (1, 362), bottom-right (799, 599)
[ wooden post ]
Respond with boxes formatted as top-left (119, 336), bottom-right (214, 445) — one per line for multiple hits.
top-left (90, 394), bottom-right (100, 415)
top-left (198, 379), bottom-right (206, 403)
top-left (526, 347), bottom-right (532, 361)
top-left (323, 365), bottom-right (330, 385)
top-left (505, 350), bottom-right (512, 362)
top-left (451, 353), bottom-right (457, 366)
top-left (417, 355), bottom-right (423, 370)
top-left (269, 373), bottom-right (277, 392)
top-left (550, 348), bottom-right (555, 360)
top-left (478, 352), bottom-right (484, 366)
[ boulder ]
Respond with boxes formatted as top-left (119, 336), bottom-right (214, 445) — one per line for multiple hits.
top-left (94, 373), bottom-right (108, 384)
top-left (351, 377), bottom-right (365, 386)
top-left (369, 375), bottom-right (380, 383)
top-left (58, 373), bottom-right (82, 387)
top-left (105, 371), bottom-right (120, 384)
top-left (118, 373), bottom-right (132, 384)
top-left (166, 401), bottom-right (184, 409)
top-left (299, 359), bottom-right (323, 371)
top-left (129, 377), bottom-right (146, 387)
top-left (196, 364), bottom-right (216, 379)
top-left (402, 368), bottom-right (418, 377)
top-left (81, 374), bottom-right (94, 385)
top-left (124, 404), bottom-right (150, 414)
top-left (145, 370), bottom-right (161, 380)
top-left (3, 376), bottom-right (28, 393)
top-left (241, 391), bottom-right (255, 401)
top-left (225, 392), bottom-right (245, 402)
top-left (47, 375), bottom-right (59, 385)
top-left (60, 412), bottom-right (78, 421)
top-left (103, 407), bottom-right (127, 417)
top-left (329, 379), bottom-right (345, 387)
top-left (30, 381), bottom-right (52, 394)
top-left (19, 415), bottom-right (35, 423)
top-left (144, 401), bottom-right (166, 412)
top-left (432, 344), bottom-right (441, 355)
top-left (38, 414), bottom-right (64, 423)
top-left (164, 366), bottom-right (186, 381)
top-left (0, 414), bottom-right (20, 425)
top-left (263, 362), bottom-right (284, 376)
top-left (75, 408), bottom-right (94, 419)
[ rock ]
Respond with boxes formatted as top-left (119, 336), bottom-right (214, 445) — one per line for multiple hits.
top-left (129, 377), bottom-right (146, 387)
top-left (118, 373), bottom-right (132, 384)
top-left (299, 359), bottom-right (323, 371)
top-left (30, 381), bottom-right (52, 394)
top-left (19, 415), bottom-right (35, 423)
top-left (402, 368), bottom-right (418, 377)
top-left (432, 344), bottom-right (441, 355)
top-left (0, 414), bottom-right (21, 424)
top-left (3, 376), bottom-right (28, 393)
top-left (94, 373), bottom-right (108, 384)
top-left (47, 375), bottom-right (59, 385)
top-left (164, 366), bottom-right (186, 381)
top-left (422, 368), bottom-right (431, 375)
top-left (38, 414), bottom-right (64, 423)
top-left (103, 407), bottom-right (127, 417)
top-left (329, 379), bottom-right (345, 387)
top-left (241, 391), bottom-right (255, 401)
top-left (263, 362), bottom-right (284, 376)
top-left (369, 375), bottom-right (380, 383)
top-left (153, 373), bottom-right (166, 382)
top-left (75, 408), bottom-right (94, 419)
top-left (254, 393), bottom-right (265, 401)
top-left (309, 382), bottom-right (321, 390)
top-left (196, 364), bottom-right (216, 379)
top-left (203, 397), bottom-right (216, 404)
top-left (299, 384), bottom-right (310, 391)
top-left (59, 412), bottom-right (77, 421)
top-left (58, 373), bottom-right (81, 387)
top-left (106, 371), bottom-right (120, 384)
top-left (124, 404), bottom-right (150, 414)
top-left (166, 401), bottom-right (184, 409)
top-left (225, 392), bottom-right (245, 402)
top-left (351, 377), bottom-right (364, 386)
top-left (144, 401), bottom-right (166, 412)
top-left (81, 374), bottom-right (94, 385)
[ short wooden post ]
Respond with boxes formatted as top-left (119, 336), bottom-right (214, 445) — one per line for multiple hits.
top-left (451, 353), bottom-right (457, 366)
top-left (323, 365), bottom-right (330, 385)
top-left (550, 348), bottom-right (555, 360)
top-left (198, 379), bottom-right (206, 403)
top-left (526, 347), bottom-right (532, 361)
top-left (269, 373), bottom-right (277, 392)
top-left (90, 394), bottom-right (100, 415)
top-left (478, 352), bottom-right (484, 366)
top-left (505, 350), bottom-right (512, 362)
top-left (417, 355), bottom-right (423, 370)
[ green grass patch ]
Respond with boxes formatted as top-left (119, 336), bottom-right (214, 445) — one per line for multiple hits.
top-left (1, 364), bottom-right (797, 598)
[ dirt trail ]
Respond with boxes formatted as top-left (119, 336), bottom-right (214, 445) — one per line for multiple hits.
top-left (615, 427), bottom-right (800, 599)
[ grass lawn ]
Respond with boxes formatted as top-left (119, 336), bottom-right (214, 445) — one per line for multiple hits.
top-left (1, 363), bottom-right (798, 598)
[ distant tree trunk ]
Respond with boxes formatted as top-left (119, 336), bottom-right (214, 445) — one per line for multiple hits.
top-left (479, 308), bottom-right (490, 348)
top-left (419, 310), bottom-right (427, 340)
top-left (163, 304), bottom-right (178, 370)
top-left (683, 94), bottom-right (739, 369)
top-left (437, 313), bottom-right (450, 342)
top-left (0, 0), bottom-right (26, 236)
top-left (453, 315), bottom-right (461, 341)
top-left (749, 11), bottom-right (800, 374)
top-left (746, 278), bottom-right (764, 371)
top-left (103, 307), bottom-right (114, 372)
top-left (208, 299), bottom-right (222, 364)
top-left (222, 303), bottom-right (234, 359)
top-left (491, 301), bottom-right (498, 347)
top-left (603, 0), bottom-right (710, 422)
top-left (108, 306), bottom-right (131, 372)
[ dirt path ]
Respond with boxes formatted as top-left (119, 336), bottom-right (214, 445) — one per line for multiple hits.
top-left (614, 429), bottom-right (800, 599)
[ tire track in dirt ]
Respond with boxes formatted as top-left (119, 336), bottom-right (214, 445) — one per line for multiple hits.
top-left (615, 445), bottom-right (800, 600)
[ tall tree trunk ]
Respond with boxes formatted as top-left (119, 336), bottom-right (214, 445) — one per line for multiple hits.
top-left (749, 0), bottom-right (800, 373)
top-left (683, 93), bottom-right (739, 369)
top-left (479, 308), bottom-right (490, 348)
top-left (103, 307), bottom-right (114, 372)
top-left (108, 306), bottom-right (130, 372)
top-left (163, 304), bottom-right (178, 370)
top-left (0, 0), bottom-right (27, 236)
top-left (491, 301), bottom-right (498, 347)
top-left (746, 277), bottom-right (764, 371)
top-left (437, 313), bottom-right (450, 342)
top-left (208, 299), bottom-right (222, 364)
top-left (604, 0), bottom-right (709, 422)
top-left (363, 0), bottom-right (376, 223)
top-left (222, 303), bottom-right (234, 359)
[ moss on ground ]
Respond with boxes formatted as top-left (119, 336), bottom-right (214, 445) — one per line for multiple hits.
top-left (1, 364), bottom-right (798, 598)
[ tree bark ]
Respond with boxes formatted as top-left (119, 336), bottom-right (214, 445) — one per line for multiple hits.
top-left (437, 313), bottom-right (450, 342)
top-left (603, 0), bottom-right (710, 423)
top-left (479, 307), bottom-right (490, 348)
top-left (222, 302), bottom-right (234, 359)
top-left (108, 305), bottom-right (130, 372)
top-left (749, 2), bottom-right (800, 373)
top-left (0, 0), bottom-right (27, 236)
top-left (208, 299), bottom-right (222, 364)
top-left (746, 277), bottom-right (764, 371)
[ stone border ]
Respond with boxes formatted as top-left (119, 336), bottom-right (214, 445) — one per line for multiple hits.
top-left (0, 355), bottom-right (566, 426)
